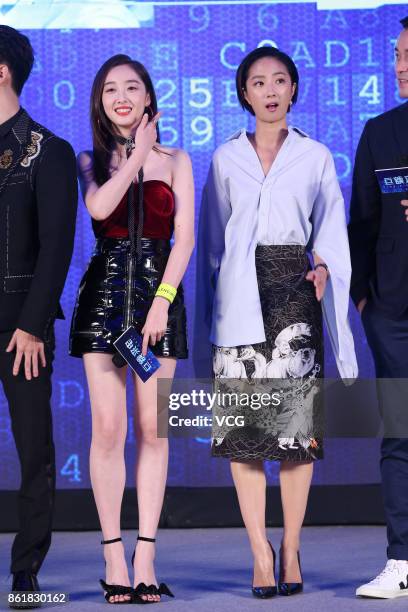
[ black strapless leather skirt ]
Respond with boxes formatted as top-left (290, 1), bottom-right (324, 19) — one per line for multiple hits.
top-left (69, 237), bottom-right (188, 359)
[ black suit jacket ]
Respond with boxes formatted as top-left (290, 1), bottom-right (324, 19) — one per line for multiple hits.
top-left (0, 109), bottom-right (78, 341)
top-left (348, 101), bottom-right (408, 317)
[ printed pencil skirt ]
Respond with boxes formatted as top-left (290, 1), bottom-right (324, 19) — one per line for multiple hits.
top-left (211, 244), bottom-right (324, 462)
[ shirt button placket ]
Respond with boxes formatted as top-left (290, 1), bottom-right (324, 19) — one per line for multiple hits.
top-left (257, 181), bottom-right (269, 244)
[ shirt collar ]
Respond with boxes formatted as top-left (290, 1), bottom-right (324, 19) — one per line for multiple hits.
top-left (227, 125), bottom-right (309, 143)
top-left (227, 125), bottom-right (306, 183)
top-left (0, 107), bottom-right (24, 139)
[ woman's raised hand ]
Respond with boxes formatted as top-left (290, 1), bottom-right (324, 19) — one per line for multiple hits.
top-left (133, 111), bottom-right (161, 162)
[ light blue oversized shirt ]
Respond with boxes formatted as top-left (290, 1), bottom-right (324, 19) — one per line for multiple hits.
top-left (196, 127), bottom-right (358, 379)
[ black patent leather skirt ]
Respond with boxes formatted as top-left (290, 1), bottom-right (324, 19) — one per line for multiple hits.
top-left (69, 237), bottom-right (188, 359)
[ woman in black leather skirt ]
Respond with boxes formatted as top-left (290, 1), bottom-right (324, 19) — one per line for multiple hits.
top-left (69, 54), bottom-right (194, 604)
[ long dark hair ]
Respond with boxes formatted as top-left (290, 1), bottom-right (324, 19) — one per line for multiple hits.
top-left (91, 54), bottom-right (159, 185)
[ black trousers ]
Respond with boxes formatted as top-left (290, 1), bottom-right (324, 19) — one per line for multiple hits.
top-left (0, 330), bottom-right (55, 574)
top-left (362, 301), bottom-right (408, 560)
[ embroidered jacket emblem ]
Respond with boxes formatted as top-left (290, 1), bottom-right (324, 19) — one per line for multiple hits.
top-left (21, 131), bottom-right (43, 168)
top-left (0, 149), bottom-right (13, 170)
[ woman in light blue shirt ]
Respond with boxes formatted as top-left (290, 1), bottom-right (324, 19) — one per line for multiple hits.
top-left (197, 47), bottom-right (357, 599)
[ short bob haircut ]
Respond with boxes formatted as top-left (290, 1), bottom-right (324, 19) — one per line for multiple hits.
top-left (236, 47), bottom-right (299, 116)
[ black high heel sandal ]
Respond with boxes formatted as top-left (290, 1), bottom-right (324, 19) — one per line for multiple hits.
top-left (100, 537), bottom-right (133, 604)
top-left (131, 535), bottom-right (174, 604)
top-left (278, 547), bottom-right (303, 596)
top-left (251, 540), bottom-right (278, 598)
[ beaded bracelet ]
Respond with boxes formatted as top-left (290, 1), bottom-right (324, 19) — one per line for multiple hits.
top-left (155, 283), bottom-right (177, 304)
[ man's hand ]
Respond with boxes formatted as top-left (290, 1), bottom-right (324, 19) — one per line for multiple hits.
top-left (357, 298), bottom-right (367, 314)
top-left (401, 199), bottom-right (408, 221)
top-left (6, 329), bottom-right (46, 380)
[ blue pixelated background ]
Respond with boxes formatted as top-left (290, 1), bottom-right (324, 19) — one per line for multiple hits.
top-left (0, 1), bottom-right (406, 490)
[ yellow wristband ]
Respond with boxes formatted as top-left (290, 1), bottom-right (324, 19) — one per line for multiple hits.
top-left (155, 283), bottom-right (177, 304)
top-left (158, 283), bottom-right (177, 298)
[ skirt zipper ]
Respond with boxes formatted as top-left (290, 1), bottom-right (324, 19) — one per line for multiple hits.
top-left (124, 252), bottom-right (134, 329)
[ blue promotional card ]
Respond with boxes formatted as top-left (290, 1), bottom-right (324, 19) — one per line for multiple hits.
top-left (114, 327), bottom-right (161, 382)
top-left (375, 167), bottom-right (408, 195)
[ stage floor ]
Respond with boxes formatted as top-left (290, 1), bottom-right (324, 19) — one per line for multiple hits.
top-left (1, 527), bottom-right (407, 611)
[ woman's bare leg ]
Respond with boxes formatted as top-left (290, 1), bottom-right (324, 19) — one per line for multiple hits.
top-left (279, 460), bottom-right (313, 582)
top-left (230, 460), bottom-right (275, 587)
top-left (132, 357), bottom-right (176, 601)
top-left (84, 353), bottom-right (130, 603)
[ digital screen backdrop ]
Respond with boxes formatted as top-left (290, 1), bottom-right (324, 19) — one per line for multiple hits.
top-left (1, 0), bottom-right (406, 491)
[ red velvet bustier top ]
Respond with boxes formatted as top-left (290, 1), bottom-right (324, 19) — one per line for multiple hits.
top-left (92, 180), bottom-right (175, 240)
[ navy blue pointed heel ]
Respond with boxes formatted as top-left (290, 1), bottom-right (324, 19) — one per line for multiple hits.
top-left (278, 548), bottom-right (303, 596)
top-left (251, 541), bottom-right (278, 598)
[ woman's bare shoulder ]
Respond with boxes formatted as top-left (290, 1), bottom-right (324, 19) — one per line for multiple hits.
top-left (156, 144), bottom-right (191, 163)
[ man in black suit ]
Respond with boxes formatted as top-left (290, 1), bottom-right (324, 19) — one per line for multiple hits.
top-left (348, 16), bottom-right (408, 600)
top-left (0, 26), bottom-right (77, 603)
